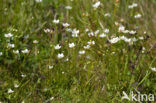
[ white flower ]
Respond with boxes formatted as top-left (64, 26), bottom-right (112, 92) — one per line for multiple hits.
top-left (21, 101), bottom-right (25, 103)
top-left (123, 30), bottom-right (129, 33)
top-left (79, 50), bottom-right (85, 55)
top-left (13, 50), bottom-right (19, 54)
top-left (69, 43), bottom-right (75, 48)
top-left (66, 28), bottom-right (72, 32)
top-left (134, 14), bottom-right (142, 19)
top-left (128, 3), bottom-right (138, 9)
top-left (131, 37), bottom-right (137, 42)
top-left (21, 74), bottom-right (26, 78)
top-left (95, 30), bottom-right (100, 35)
top-left (151, 67), bottom-right (156, 72)
top-left (133, 3), bottom-right (138, 7)
top-left (8, 89), bottom-right (14, 94)
top-left (88, 32), bottom-right (94, 37)
top-left (93, 1), bottom-right (101, 8)
top-left (44, 29), bottom-right (52, 33)
top-left (54, 44), bottom-right (61, 50)
top-left (142, 47), bottom-right (146, 53)
top-left (88, 41), bottom-right (95, 45)
top-left (128, 5), bottom-right (133, 9)
top-left (22, 49), bottom-right (29, 53)
top-left (65, 6), bottom-right (72, 10)
top-left (36, 0), bottom-right (42, 2)
top-left (57, 53), bottom-right (64, 59)
top-left (50, 97), bottom-right (54, 100)
top-left (4, 33), bottom-right (13, 38)
top-left (8, 43), bottom-right (15, 48)
top-left (62, 23), bottom-right (70, 27)
top-left (104, 13), bottom-right (111, 17)
top-left (48, 65), bottom-right (53, 69)
top-left (33, 40), bottom-right (39, 44)
top-left (84, 45), bottom-right (90, 49)
top-left (99, 33), bottom-right (106, 38)
top-left (115, 22), bottom-right (119, 26)
top-left (14, 84), bottom-right (19, 88)
top-left (53, 19), bottom-right (59, 24)
top-left (118, 25), bottom-right (125, 32)
top-left (129, 30), bottom-right (136, 34)
top-left (104, 29), bottom-right (109, 33)
top-left (65, 58), bottom-right (69, 61)
top-left (109, 37), bottom-right (120, 44)
top-left (85, 29), bottom-right (89, 32)
top-left (139, 36), bottom-right (144, 40)
top-left (0, 52), bottom-right (2, 56)
top-left (72, 29), bottom-right (79, 37)
top-left (120, 36), bottom-right (131, 43)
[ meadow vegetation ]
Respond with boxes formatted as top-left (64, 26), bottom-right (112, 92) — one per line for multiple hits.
top-left (0, 0), bottom-right (156, 102)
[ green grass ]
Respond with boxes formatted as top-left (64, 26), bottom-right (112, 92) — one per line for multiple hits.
top-left (0, 0), bottom-right (156, 102)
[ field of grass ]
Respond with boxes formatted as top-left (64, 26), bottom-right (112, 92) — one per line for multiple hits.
top-left (0, 0), bottom-right (156, 102)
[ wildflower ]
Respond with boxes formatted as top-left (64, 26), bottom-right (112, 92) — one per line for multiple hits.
top-left (84, 45), bottom-right (90, 49)
top-left (121, 36), bottom-right (131, 43)
top-left (50, 97), bottom-right (54, 100)
top-left (109, 37), bottom-right (120, 44)
top-left (104, 29), bottom-right (109, 33)
top-left (53, 19), bottom-right (59, 24)
top-left (134, 14), bottom-right (142, 19)
top-left (133, 3), bottom-right (138, 7)
top-left (129, 30), bottom-right (136, 34)
top-left (0, 52), bottom-right (2, 56)
top-left (151, 67), bottom-right (156, 72)
top-left (4, 33), bottom-right (13, 38)
top-left (139, 36), bottom-right (144, 40)
top-left (65, 6), bottom-right (72, 10)
top-left (142, 47), bottom-right (145, 53)
top-left (54, 44), bottom-right (61, 50)
top-left (88, 32), bottom-right (94, 37)
top-left (21, 74), bottom-right (26, 78)
top-left (13, 50), bottom-right (19, 54)
top-left (79, 50), bottom-right (85, 55)
top-left (115, 22), bottom-right (119, 26)
top-left (66, 28), bottom-right (72, 32)
top-left (14, 84), bottom-right (19, 88)
top-left (22, 49), bottom-right (29, 53)
top-left (48, 65), bottom-right (53, 69)
top-left (128, 3), bottom-right (138, 9)
top-left (62, 23), bottom-right (70, 27)
top-left (57, 53), bottom-right (64, 59)
top-left (104, 13), bottom-right (111, 17)
top-left (44, 28), bottom-right (53, 33)
top-left (88, 41), bottom-right (95, 45)
top-left (95, 30), bottom-right (100, 36)
top-left (8, 43), bottom-right (15, 48)
top-left (65, 58), bottom-right (69, 61)
top-left (99, 33), bottom-right (106, 38)
top-left (120, 36), bottom-right (131, 43)
top-left (123, 30), bottom-right (129, 33)
top-left (21, 101), bottom-right (25, 103)
top-left (72, 29), bottom-right (79, 37)
top-left (69, 43), bottom-right (75, 48)
top-left (93, 1), bottom-right (101, 8)
top-left (36, 0), bottom-right (42, 2)
top-left (131, 37), bottom-right (137, 42)
top-left (85, 28), bottom-right (89, 32)
top-left (8, 89), bottom-right (14, 94)
top-left (118, 25), bottom-right (125, 32)
top-left (33, 40), bottom-right (39, 44)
